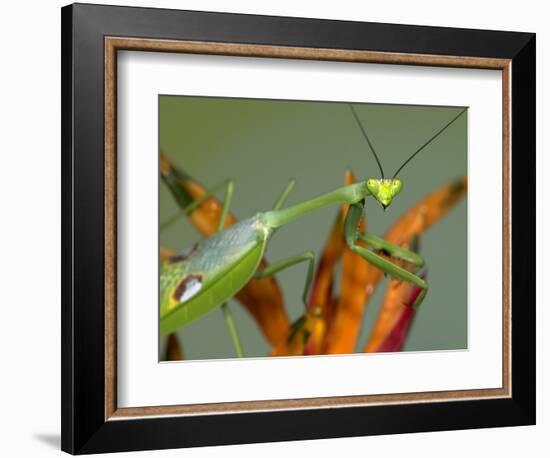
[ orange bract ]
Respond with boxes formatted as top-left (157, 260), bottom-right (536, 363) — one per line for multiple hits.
top-left (165, 333), bottom-right (184, 361)
top-left (323, 170), bottom-right (372, 355)
top-left (385, 176), bottom-right (467, 247)
top-left (271, 307), bottom-right (324, 357)
top-left (364, 280), bottom-right (412, 352)
top-left (303, 212), bottom-right (344, 355)
top-left (159, 246), bottom-right (174, 263)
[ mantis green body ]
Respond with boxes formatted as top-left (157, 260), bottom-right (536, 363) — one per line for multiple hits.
top-left (160, 104), bottom-right (467, 356)
top-left (160, 178), bottom-right (422, 334)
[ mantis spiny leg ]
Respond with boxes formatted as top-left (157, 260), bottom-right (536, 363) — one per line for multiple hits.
top-left (272, 179), bottom-right (296, 211)
top-left (160, 178), bottom-right (234, 232)
top-left (344, 201), bottom-right (428, 308)
top-left (216, 179), bottom-right (234, 231)
top-left (221, 300), bottom-right (244, 358)
top-left (254, 251), bottom-right (315, 309)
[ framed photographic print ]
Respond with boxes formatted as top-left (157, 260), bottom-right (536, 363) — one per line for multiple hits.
top-left (61, 3), bottom-right (536, 454)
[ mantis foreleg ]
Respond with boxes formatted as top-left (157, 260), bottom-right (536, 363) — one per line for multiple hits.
top-left (344, 201), bottom-right (428, 308)
top-left (254, 251), bottom-right (315, 309)
top-left (357, 233), bottom-right (424, 273)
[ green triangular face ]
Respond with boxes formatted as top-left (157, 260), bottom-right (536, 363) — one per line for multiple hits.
top-left (366, 178), bottom-right (403, 208)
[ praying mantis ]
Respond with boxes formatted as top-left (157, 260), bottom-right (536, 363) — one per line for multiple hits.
top-left (160, 104), bottom-right (467, 357)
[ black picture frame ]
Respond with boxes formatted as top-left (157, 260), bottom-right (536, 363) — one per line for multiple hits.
top-left (61, 3), bottom-right (535, 454)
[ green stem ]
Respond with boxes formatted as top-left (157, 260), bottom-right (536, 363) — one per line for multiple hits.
top-left (221, 303), bottom-right (244, 358)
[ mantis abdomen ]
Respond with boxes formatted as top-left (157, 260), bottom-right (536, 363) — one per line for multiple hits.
top-left (160, 216), bottom-right (270, 335)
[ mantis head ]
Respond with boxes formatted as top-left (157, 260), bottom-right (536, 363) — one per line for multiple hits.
top-left (366, 178), bottom-right (403, 210)
top-left (350, 103), bottom-right (467, 211)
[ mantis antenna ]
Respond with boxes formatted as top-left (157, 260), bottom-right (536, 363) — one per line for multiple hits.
top-left (349, 104), bottom-right (385, 178)
top-left (392, 107), bottom-right (468, 178)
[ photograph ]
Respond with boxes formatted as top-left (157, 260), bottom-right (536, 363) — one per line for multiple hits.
top-left (159, 96), bottom-right (468, 361)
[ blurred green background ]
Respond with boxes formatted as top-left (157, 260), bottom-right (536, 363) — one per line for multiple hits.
top-left (159, 95), bottom-right (467, 361)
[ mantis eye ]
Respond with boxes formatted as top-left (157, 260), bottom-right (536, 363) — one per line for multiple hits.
top-left (391, 179), bottom-right (403, 195)
top-left (366, 179), bottom-right (375, 190)
top-left (366, 179), bottom-right (380, 194)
